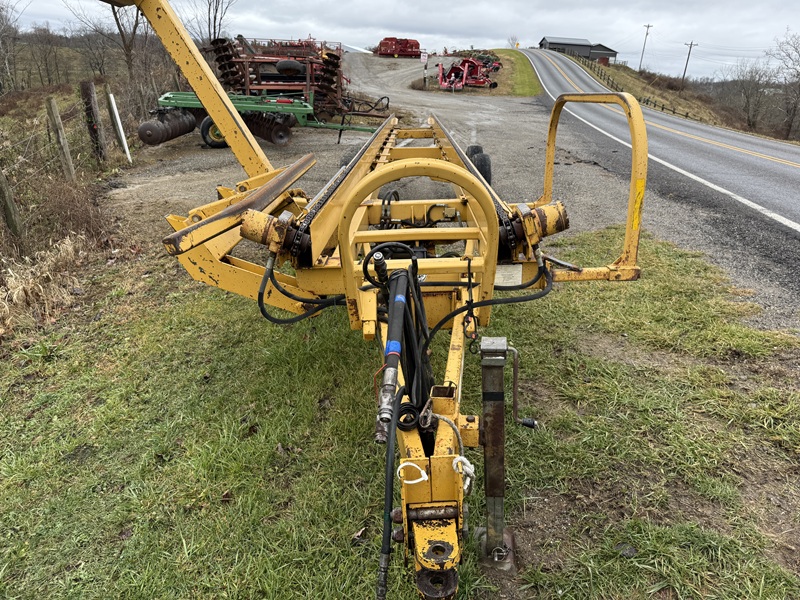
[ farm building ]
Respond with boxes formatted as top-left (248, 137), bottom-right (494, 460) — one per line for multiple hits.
top-left (538, 37), bottom-right (618, 62)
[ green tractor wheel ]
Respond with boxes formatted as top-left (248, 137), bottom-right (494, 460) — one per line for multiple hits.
top-left (200, 116), bottom-right (228, 149)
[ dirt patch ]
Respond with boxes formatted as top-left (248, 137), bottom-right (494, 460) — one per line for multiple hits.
top-left (729, 446), bottom-right (800, 572)
top-left (574, 331), bottom-right (697, 376)
top-left (712, 348), bottom-right (800, 395)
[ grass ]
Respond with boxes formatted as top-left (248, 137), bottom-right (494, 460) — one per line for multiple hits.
top-left (573, 61), bottom-right (726, 127)
top-left (2, 227), bottom-right (799, 598)
top-left (521, 519), bottom-right (797, 598)
top-left (494, 49), bottom-right (542, 97)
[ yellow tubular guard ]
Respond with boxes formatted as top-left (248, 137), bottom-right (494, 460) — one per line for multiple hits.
top-left (541, 93), bottom-right (648, 281)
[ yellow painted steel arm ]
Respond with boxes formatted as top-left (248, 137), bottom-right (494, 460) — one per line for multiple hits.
top-left (100, 0), bottom-right (273, 178)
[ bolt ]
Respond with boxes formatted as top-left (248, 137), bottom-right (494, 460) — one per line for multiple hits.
top-left (466, 415), bottom-right (476, 423)
top-left (391, 527), bottom-right (405, 543)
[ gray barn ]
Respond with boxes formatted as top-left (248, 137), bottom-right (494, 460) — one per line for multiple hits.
top-left (539, 37), bottom-right (618, 62)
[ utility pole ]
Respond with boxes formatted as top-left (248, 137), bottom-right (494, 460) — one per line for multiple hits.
top-left (681, 41), bottom-right (698, 90)
top-left (638, 24), bottom-right (652, 71)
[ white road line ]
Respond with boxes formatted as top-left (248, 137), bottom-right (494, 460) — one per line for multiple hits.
top-left (523, 51), bottom-right (800, 234)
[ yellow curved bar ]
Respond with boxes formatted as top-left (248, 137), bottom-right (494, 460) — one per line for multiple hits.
top-left (336, 158), bottom-right (500, 324)
top-left (542, 92), bottom-right (648, 275)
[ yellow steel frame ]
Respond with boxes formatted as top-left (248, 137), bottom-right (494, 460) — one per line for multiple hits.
top-left (108, 1), bottom-right (649, 597)
top-left (539, 93), bottom-right (648, 282)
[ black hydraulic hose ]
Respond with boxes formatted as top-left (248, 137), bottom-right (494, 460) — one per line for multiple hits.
top-left (421, 267), bottom-right (554, 358)
top-left (269, 269), bottom-right (345, 305)
top-left (493, 264), bottom-right (545, 291)
top-left (363, 242), bottom-right (416, 289)
top-left (377, 271), bottom-right (409, 424)
top-left (376, 385), bottom-right (406, 600)
top-left (406, 266), bottom-right (433, 410)
top-left (407, 270), bottom-right (431, 344)
top-left (257, 254), bottom-right (342, 324)
top-left (402, 300), bottom-right (423, 407)
top-left (385, 271), bottom-right (409, 371)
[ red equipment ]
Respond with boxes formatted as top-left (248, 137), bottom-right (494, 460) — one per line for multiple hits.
top-left (377, 37), bottom-right (421, 58)
top-left (438, 57), bottom-right (499, 90)
top-left (208, 36), bottom-right (347, 119)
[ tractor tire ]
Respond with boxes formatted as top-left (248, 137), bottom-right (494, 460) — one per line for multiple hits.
top-left (472, 152), bottom-right (492, 184)
top-left (200, 116), bottom-right (228, 149)
top-left (465, 144), bottom-right (483, 159)
top-left (268, 123), bottom-right (292, 146)
top-left (276, 59), bottom-right (305, 76)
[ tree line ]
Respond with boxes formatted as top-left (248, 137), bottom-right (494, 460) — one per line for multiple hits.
top-left (0, 0), bottom-right (237, 119)
top-left (697, 30), bottom-right (800, 141)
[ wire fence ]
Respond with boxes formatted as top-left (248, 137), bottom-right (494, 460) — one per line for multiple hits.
top-left (564, 50), bottom-right (693, 120)
top-left (0, 92), bottom-right (119, 198)
top-left (0, 84), bottom-right (131, 254)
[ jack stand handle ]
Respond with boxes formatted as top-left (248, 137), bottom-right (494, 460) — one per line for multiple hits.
top-left (508, 346), bottom-right (538, 429)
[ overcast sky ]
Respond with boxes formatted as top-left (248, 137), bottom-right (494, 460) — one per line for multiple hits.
top-left (13, 0), bottom-right (795, 80)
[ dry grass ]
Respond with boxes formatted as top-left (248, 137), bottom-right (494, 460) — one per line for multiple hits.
top-left (0, 234), bottom-right (88, 336)
top-left (602, 64), bottom-right (725, 126)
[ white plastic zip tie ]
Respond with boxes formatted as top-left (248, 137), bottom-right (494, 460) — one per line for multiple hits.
top-left (397, 462), bottom-right (428, 485)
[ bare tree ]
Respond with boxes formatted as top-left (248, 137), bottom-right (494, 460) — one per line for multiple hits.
top-left (507, 35), bottom-right (519, 49)
top-left (767, 29), bottom-right (800, 139)
top-left (65, 1), bottom-right (142, 78)
top-left (182, 0), bottom-right (238, 45)
top-left (27, 24), bottom-right (65, 86)
top-left (722, 58), bottom-right (776, 131)
top-left (72, 26), bottom-right (116, 77)
top-left (0, 0), bottom-right (26, 92)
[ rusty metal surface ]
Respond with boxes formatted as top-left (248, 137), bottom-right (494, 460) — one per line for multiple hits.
top-left (410, 518), bottom-right (460, 572)
top-left (162, 153), bottom-right (315, 255)
top-left (415, 568), bottom-right (458, 600)
top-left (407, 506), bottom-right (459, 521)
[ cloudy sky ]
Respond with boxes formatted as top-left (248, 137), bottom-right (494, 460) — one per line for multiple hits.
top-left (14, 0), bottom-right (794, 80)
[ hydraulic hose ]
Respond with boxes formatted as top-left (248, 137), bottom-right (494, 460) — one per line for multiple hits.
top-left (377, 271), bottom-right (409, 424)
top-left (269, 268), bottom-right (345, 305)
top-left (257, 252), bottom-right (341, 324)
top-left (421, 267), bottom-right (554, 358)
top-left (493, 264), bottom-right (544, 291)
top-left (376, 385), bottom-right (406, 600)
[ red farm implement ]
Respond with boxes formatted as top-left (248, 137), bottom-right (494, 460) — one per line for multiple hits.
top-left (438, 57), bottom-right (499, 91)
top-left (377, 37), bottom-right (422, 58)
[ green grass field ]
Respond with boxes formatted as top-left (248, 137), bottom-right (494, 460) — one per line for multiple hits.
top-left (494, 50), bottom-right (543, 97)
top-left (2, 226), bottom-right (799, 598)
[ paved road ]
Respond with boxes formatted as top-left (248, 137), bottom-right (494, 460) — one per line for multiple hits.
top-left (522, 48), bottom-right (800, 233)
top-left (519, 49), bottom-right (800, 329)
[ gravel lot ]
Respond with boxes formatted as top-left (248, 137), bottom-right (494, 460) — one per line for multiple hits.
top-left (108, 52), bottom-right (798, 332)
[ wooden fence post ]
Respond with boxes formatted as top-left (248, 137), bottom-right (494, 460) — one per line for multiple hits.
top-left (45, 96), bottom-right (77, 183)
top-left (80, 80), bottom-right (108, 164)
top-left (0, 170), bottom-right (23, 237)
